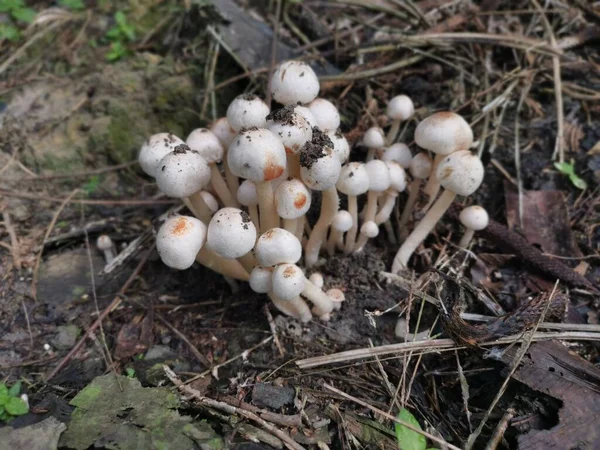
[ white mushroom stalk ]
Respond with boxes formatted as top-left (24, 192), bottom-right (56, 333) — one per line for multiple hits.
top-left (237, 180), bottom-right (260, 228)
top-left (355, 160), bottom-right (390, 251)
top-left (398, 152), bottom-right (433, 236)
top-left (458, 205), bottom-right (489, 248)
top-left (326, 210), bottom-right (353, 255)
top-left (211, 117), bottom-right (239, 200)
top-left (336, 162), bottom-right (370, 254)
top-left (300, 130), bottom-right (342, 267)
top-left (386, 95), bottom-right (414, 145)
top-left (391, 150), bottom-right (484, 272)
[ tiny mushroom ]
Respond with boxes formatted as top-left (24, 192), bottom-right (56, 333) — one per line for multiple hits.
top-left (307, 98), bottom-right (340, 132)
top-left (139, 133), bottom-right (185, 177)
top-left (309, 272), bottom-right (324, 289)
top-left (391, 150), bottom-right (484, 272)
top-left (249, 266), bottom-right (273, 294)
top-left (270, 60), bottom-right (320, 105)
top-left (96, 235), bottom-right (115, 264)
top-left (398, 152), bottom-right (433, 234)
top-left (458, 205), bottom-right (489, 248)
top-left (354, 220), bottom-right (379, 252)
top-left (326, 210), bottom-right (353, 255)
top-left (363, 127), bottom-right (386, 161)
top-left (381, 142), bottom-right (412, 168)
top-left (355, 159), bottom-right (390, 251)
top-left (274, 178), bottom-right (312, 236)
top-left (226, 94), bottom-right (270, 132)
top-left (336, 162), bottom-right (370, 253)
top-left (326, 288), bottom-right (345, 311)
top-left (386, 95), bottom-right (414, 144)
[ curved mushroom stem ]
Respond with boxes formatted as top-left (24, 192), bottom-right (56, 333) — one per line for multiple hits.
top-left (326, 228), bottom-right (343, 256)
top-left (268, 292), bottom-right (312, 323)
top-left (391, 189), bottom-right (457, 272)
top-left (248, 204), bottom-right (259, 229)
top-left (458, 228), bottom-right (475, 248)
top-left (375, 190), bottom-right (398, 225)
top-left (224, 163), bottom-right (239, 203)
top-left (196, 247), bottom-right (250, 281)
top-left (344, 195), bottom-right (359, 254)
top-left (366, 148), bottom-right (376, 162)
top-left (185, 193), bottom-right (212, 223)
top-left (386, 119), bottom-right (401, 145)
top-left (422, 154), bottom-right (445, 211)
top-left (283, 218), bottom-right (297, 234)
top-left (398, 178), bottom-right (421, 240)
top-left (237, 251), bottom-right (257, 273)
top-left (301, 279), bottom-right (334, 316)
top-left (223, 276), bottom-right (239, 293)
top-left (353, 190), bottom-right (379, 252)
top-left (304, 187), bottom-right (339, 267)
top-left (255, 181), bottom-right (280, 232)
top-left (210, 164), bottom-right (238, 207)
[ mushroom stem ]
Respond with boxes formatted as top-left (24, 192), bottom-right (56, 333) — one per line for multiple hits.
top-left (398, 178), bottom-right (421, 238)
top-left (237, 251), bottom-right (257, 273)
top-left (391, 189), bottom-right (456, 272)
top-left (210, 164), bottom-right (238, 207)
top-left (295, 216), bottom-right (305, 241)
top-left (224, 163), bottom-right (240, 203)
top-left (304, 187), bottom-right (339, 267)
top-left (458, 228), bottom-right (475, 248)
top-left (283, 218), bottom-right (297, 234)
top-left (386, 119), bottom-right (401, 145)
top-left (366, 148), bottom-right (376, 161)
top-left (248, 204), bottom-right (260, 229)
top-left (187, 192), bottom-right (213, 223)
top-left (326, 228), bottom-right (343, 256)
top-left (422, 154), bottom-right (445, 210)
top-left (301, 279), bottom-right (334, 316)
top-left (255, 181), bottom-right (280, 232)
top-left (196, 247), bottom-right (250, 281)
top-left (384, 220), bottom-right (397, 244)
top-left (375, 191), bottom-right (397, 225)
top-left (353, 190), bottom-right (379, 251)
top-left (268, 292), bottom-right (312, 323)
top-left (344, 196), bottom-right (359, 254)
top-left (287, 154), bottom-right (301, 179)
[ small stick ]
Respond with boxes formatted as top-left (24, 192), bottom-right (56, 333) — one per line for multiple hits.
top-left (2, 210), bottom-right (21, 269)
top-left (156, 313), bottom-right (211, 368)
top-left (264, 304), bottom-right (285, 357)
top-left (484, 408), bottom-right (515, 450)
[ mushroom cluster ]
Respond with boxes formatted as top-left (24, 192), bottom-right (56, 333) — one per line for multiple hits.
top-left (139, 59), bottom-right (487, 323)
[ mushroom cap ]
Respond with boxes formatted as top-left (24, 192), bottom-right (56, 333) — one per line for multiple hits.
top-left (386, 95), bottom-right (414, 121)
top-left (409, 152), bottom-right (433, 179)
top-left (156, 145), bottom-right (211, 198)
top-left (299, 130), bottom-right (341, 191)
top-left (266, 106), bottom-right (312, 154)
top-left (326, 288), bottom-right (345, 304)
top-left (363, 127), bottom-right (386, 149)
top-left (249, 266), bottom-right (272, 293)
top-left (210, 117), bottom-right (236, 149)
top-left (459, 205), bottom-right (489, 230)
top-left (200, 191), bottom-right (219, 213)
top-left (206, 207), bottom-right (257, 259)
top-left (365, 159), bottom-right (391, 192)
top-left (272, 263), bottom-right (306, 301)
top-left (436, 150), bottom-right (484, 196)
top-left (415, 111), bottom-right (473, 155)
top-left (326, 129), bottom-right (350, 163)
top-left (307, 98), bottom-right (340, 132)
top-left (156, 215), bottom-right (206, 270)
top-left (255, 228), bottom-right (302, 266)
top-left (275, 178), bottom-right (312, 219)
top-left (386, 161), bottom-right (407, 192)
top-left (139, 133), bottom-right (185, 177)
top-left (236, 180), bottom-right (258, 206)
top-left (361, 221), bottom-right (379, 238)
top-left (270, 60), bottom-right (320, 105)
top-left (226, 94), bottom-right (270, 132)
top-left (96, 235), bottom-right (112, 251)
top-left (332, 210), bottom-right (353, 232)
top-left (228, 128), bottom-right (286, 182)
top-left (294, 105), bottom-right (318, 128)
top-left (186, 128), bottom-right (224, 164)
top-left (382, 143), bottom-right (412, 168)
top-left (309, 272), bottom-right (324, 289)
top-left (336, 162), bottom-right (370, 196)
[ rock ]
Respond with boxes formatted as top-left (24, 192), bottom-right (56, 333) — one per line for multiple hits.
top-left (52, 325), bottom-right (80, 350)
top-left (251, 383), bottom-right (295, 410)
top-left (0, 417), bottom-right (66, 450)
top-left (144, 345), bottom-right (177, 361)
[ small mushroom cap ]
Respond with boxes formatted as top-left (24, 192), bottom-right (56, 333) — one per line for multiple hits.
top-left (326, 129), bottom-right (350, 163)
top-left (300, 130), bottom-right (341, 191)
top-left (270, 60), bottom-right (320, 105)
top-left (336, 162), bottom-right (370, 196)
top-left (332, 210), bottom-right (353, 232)
top-left (249, 266), bottom-right (273, 293)
top-left (96, 235), bottom-right (112, 251)
top-left (365, 159), bottom-right (391, 192)
top-left (307, 98), bottom-right (340, 132)
top-left (272, 263), bottom-right (306, 301)
top-left (228, 128), bottom-right (286, 182)
top-left (210, 117), bottom-right (236, 149)
top-left (156, 145), bottom-right (211, 198)
top-left (436, 150), bottom-right (484, 196)
top-left (156, 215), bottom-right (206, 270)
top-left (415, 111), bottom-right (473, 155)
top-left (200, 191), bottom-right (219, 213)
top-left (361, 221), bottom-right (379, 238)
top-left (206, 207), bottom-right (257, 259)
top-left (363, 127), bottom-right (386, 149)
top-left (326, 288), bottom-right (345, 304)
top-left (186, 128), bottom-right (224, 163)
top-left (255, 228), bottom-right (302, 266)
top-left (266, 106), bottom-right (312, 154)
top-left (409, 152), bottom-right (433, 179)
top-left (226, 94), bottom-right (270, 132)
top-left (386, 161), bottom-right (407, 192)
top-left (237, 180), bottom-right (258, 206)
top-left (309, 272), bottom-right (324, 288)
top-left (139, 133), bottom-right (185, 177)
top-left (459, 205), bottom-right (489, 230)
top-left (275, 178), bottom-right (312, 219)
top-left (386, 95), bottom-right (415, 120)
top-left (382, 143), bottom-right (412, 168)
top-left (294, 105), bottom-right (318, 128)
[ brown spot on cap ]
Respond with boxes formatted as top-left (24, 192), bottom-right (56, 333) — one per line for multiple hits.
top-left (440, 166), bottom-right (454, 180)
top-left (171, 217), bottom-right (190, 236)
top-left (294, 193), bottom-right (307, 209)
top-left (283, 265), bottom-right (296, 278)
top-left (263, 153), bottom-right (285, 181)
top-left (262, 229), bottom-right (275, 240)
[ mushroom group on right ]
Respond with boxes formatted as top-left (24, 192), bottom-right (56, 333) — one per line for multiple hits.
top-left (140, 59), bottom-right (487, 323)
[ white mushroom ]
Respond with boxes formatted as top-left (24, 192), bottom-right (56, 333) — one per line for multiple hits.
top-left (398, 152), bottom-right (433, 235)
top-left (326, 210), bottom-right (353, 255)
top-left (157, 215), bottom-right (207, 270)
top-left (254, 228), bottom-right (302, 267)
top-left (237, 180), bottom-right (259, 228)
top-left (355, 220), bottom-right (379, 252)
top-left (363, 127), bottom-right (386, 161)
top-left (249, 266), bottom-right (273, 293)
top-left (266, 106), bottom-right (312, 178)
top-left (274, 178), bottom-right (311, 236)
top-left (226, 94), bottom-right (270, 132)
top-left (307, 98), bottom-right (340, 132)
top-left (458, 205), bottom-right (489, 248)
top-left (211, 117), bottom-right (239, 200)
top-left (355, 160), bottom-right (390, 251)
top-left (270, 60), bottom-right (320, 105)
top-left (309, 272), bottom-right (324, 289)
top-left (336, 162), bottom-right (370, 254)
top-left (381, 143), bottom-right (412, 168)
top-left (96, 235), bottom-right (115, 264)
top-left (155, 144), bottom-right (211, 199)
top-left (391, 150), bottom-right (484, 272)
top-left (294, 105), bottom-right (318, 128)
top-left (206, 207), bottom-right (257, 261)
top-left (386, 95), bottom-right (414, 144)
top-left (326, 129), bottom-right (351, 164)
top-left (327, 288), bottom-right (345, 311)
top-left (139, 133), bottom-right (185, 177)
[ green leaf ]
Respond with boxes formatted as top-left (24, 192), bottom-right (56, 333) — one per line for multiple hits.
top-left (125, 368), bottom-right (136, 378)
top-left (121, 24), bottom-right (135, 41)
top-left (106, 41), bottom-right (126, 61)
top-left (569, 173), bottom-right (588, 190)
top-left (0, 23), bottom-right (20, 41)
top-left (0, 0), bottom-right (24, 13)
top-left (554, 161), bottom-right (574, 176)
top-left (114, 11), bottom-right (126, 26)
top-left (11, 7), bottom-right (36, 23)
top-left (105, 27), bottom-right (120, 40)
top-left (8, 381), bottom-right (21, 397)
top-left (5, 397), bottom-right (28, 416)
top-left (58, 0), bottom-right (85, 10)
top-left (395, 408), bottom-right (426, 450)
